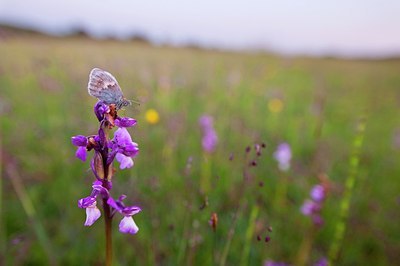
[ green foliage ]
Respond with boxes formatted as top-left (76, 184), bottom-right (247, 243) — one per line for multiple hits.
top-left (0, 36), bottom-right (399, 265)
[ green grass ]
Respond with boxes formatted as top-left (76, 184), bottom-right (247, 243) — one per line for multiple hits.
top-left (1, 36), bottom-right (400, 265)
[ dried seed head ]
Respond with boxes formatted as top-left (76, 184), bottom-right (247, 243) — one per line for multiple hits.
top-left (199, 196), bottom-right (209, 210)
top-left (255, 143), bottom-right (261, 154)
top-left (209, 212), bottom-right (218, 232)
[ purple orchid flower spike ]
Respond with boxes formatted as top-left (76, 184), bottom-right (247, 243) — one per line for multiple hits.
top-left (301, 181), bottom-right (328, 227)
top-left (199, 115), bottom-right (218, 153)
top-left (273, 142), bottom-right (292, 172)
top-left (73, 69), bottom-right (142, 265)
top-left (310, 184), bottom-right (325, 202)
top-left (72, 97), bottom-right (141, 237)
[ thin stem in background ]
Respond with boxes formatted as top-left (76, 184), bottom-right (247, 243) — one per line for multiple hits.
top-left (5, 160), bottom-right (56, 265)
top-left (200, 153), bottom-right (212, 195)
top-left (0, 129), bottom-right (4, 264)
top-left (295, 85), bottom-right (327, 265)
top-left (219, 204), bottom-right (242, 266)
top-left (273, 171), bottom-right (289, 214)
top-left (177, 208), bottom-right (189, 265)
top-left (295, 226), bottom-right (317, 266)
top-left (240, 204), bottom-right (259, 266)
top-left (328, 116), bottom-right (367, 265)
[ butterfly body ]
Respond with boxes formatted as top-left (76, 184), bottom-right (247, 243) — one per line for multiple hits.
top-left (88, 68), bottom-right (131, 110)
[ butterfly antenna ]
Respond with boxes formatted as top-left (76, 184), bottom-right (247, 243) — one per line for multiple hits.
top-left (129, 99), bottom-right (141, 106)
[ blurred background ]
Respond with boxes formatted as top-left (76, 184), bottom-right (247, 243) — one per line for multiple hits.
top-left (0, 1), bottom-right (399, 265)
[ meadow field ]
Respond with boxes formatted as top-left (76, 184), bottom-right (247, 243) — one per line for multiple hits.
top-left (0, 35), bottom-right (399, 265)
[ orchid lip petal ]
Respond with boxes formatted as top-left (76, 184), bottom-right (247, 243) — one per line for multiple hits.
top-left (119, 216), bottom-right (139, 234)
top-left (76, 146), bottom-right (87, 161)
top-left (84, 205), bottom-right (101, 226)
top-left (116, 153), bottom-right (134, 169)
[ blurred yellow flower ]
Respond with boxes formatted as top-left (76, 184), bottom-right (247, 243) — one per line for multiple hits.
top-left (268, 98), bottom-right (284, 113)
top-left (145, 108), bottom-right (160, 124)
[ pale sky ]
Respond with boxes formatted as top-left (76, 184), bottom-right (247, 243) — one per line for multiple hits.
top-left (0, 0), bottom-right (399, 57)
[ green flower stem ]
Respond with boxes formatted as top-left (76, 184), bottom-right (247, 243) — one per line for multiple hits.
top-left (219, 204), bottom-right (242, 266)
top-left (103, 200), bottom-right (113, 266)
top-left (5, 162), bottom-right (55, 265)
top-left (200, 153), bottom-right (212, 195)
top-left (240, 204), bottom-right (259, 266)
top-left (0, 129), bottom-right (4, 263)
top-left (274, 171), bottom-right (289, 214)
top-left (328, 116), bottom-right (367, 265)
top-left (295, 226), bottom-right (316, 266)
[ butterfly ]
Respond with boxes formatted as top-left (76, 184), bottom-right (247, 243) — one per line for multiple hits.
top-left (87, 68), bottom-right (132, 110)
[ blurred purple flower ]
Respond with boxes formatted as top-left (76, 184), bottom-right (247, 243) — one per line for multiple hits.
top-left (264, 260), bottom-right (291, 266)
top-left (312, 214), bottom-right (324, 226)
top-left (310, 184), bottom-right (325, 202)
top-left (314, 257), bottom-right (328, 266)
top-left (199, 115), bottom-right (213, 128)
top-left (301, 182), bottom-right (327, 227)
top-left (300, 199), bottom-right (317, 216)
top-left (273, 143), bottom-right (292, 171)
top-left (199, 115), bottom-right (218, 153)
top-left (392, 128), bottom-right (400, 149)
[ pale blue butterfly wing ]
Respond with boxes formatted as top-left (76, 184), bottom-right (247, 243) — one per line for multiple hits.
top-left (88, 68), bottom-right (131, 109)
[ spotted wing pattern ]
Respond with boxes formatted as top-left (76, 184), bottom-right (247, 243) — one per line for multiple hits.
top-left (87, 68), bottom-right (124, 105)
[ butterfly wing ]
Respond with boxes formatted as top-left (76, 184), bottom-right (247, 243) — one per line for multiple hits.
top-left (88, 68), bottom-right (124, 105)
